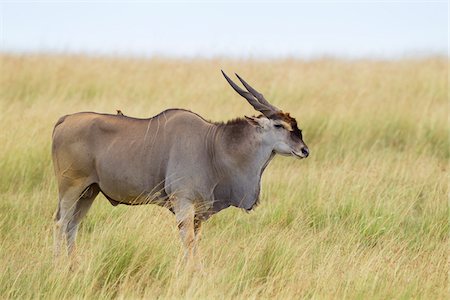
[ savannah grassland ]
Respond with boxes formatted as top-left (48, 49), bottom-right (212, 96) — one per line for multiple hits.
top-left (0, 54), bottom-right (448, 299)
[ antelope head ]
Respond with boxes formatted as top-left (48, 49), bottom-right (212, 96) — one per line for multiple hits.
top-left (222, 70), bottom-right (309, 159)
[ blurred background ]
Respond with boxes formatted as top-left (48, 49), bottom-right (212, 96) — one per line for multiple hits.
top-left (1, 1), bottom-right (447, 59)
top-left (0, 2), bottom-right (448, 299)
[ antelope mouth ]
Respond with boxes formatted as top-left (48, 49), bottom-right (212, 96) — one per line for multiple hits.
top-left (291, 151), bottom-right (305, 159)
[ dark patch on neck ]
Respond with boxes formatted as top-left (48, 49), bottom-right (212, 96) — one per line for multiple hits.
top-left (215, 118), bottom-right (253, 147)
top-left (214, 117), bottom-right (248, 126)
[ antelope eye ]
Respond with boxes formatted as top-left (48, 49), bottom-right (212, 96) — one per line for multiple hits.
top-left (274, 124), bottom-right (284, 129)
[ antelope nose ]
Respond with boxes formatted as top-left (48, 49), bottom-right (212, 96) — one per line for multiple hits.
top-left (301, 147), bottom-right (309, 157)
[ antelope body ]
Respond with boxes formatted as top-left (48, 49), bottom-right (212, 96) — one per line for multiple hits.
top-left (52, 72), bottom-right (309, 266)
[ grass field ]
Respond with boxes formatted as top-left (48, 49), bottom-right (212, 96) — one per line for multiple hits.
top-left (0, 54), bottom-right (448, 299)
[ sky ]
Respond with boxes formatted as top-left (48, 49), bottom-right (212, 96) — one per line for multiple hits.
top-left (0, 1), bottom-right (448, 59)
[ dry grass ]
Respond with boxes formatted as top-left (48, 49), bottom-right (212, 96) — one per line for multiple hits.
top-left (0, 54), bottom-right (448, 299)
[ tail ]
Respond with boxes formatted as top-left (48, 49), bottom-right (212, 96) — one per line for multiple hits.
top-left (53, 202), bottom-right (61, 222)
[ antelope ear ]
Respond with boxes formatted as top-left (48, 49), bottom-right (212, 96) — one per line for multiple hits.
top-left (245, 115), bottom-right (267, 128)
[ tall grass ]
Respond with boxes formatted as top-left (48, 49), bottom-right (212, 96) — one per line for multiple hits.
top-left (0, 54), bottom-right (447, 299)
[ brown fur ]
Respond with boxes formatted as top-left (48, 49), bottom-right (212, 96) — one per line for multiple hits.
top-left (271, 112), bottom-right (303, 139)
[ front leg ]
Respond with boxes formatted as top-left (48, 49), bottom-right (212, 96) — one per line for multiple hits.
top-left (193, 217), bottom-right (202, 257)
top-left (193, 217), bottom-right (205, 273)
top-left (173, 198), bottom-right (196, 264)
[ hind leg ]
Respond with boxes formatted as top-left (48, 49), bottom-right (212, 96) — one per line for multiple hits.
top-left (53, 183), bottom-right (97, 258)
top-left (66, 184), bottom-right (99, 255)
top-left (54, 186), bottom-right (84, 258)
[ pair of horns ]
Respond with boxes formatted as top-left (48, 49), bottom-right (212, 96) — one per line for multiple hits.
top-left (221, 70), bottom-right (280, 117)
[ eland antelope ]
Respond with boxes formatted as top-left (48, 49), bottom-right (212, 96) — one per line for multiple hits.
top-left (52, 71), bottom-right (309, 266)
